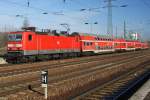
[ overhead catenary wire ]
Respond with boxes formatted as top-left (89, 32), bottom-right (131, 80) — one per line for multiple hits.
top-left (0, 0), bottom-right (104, 33)
top-left (70, 0), bottom-right (102, 12)
top-left (69, 0), bottom-right (102, 23)
top-left (3, 0), bottom-right (83, 17)
top-left (0, 0), bottom-right (101, 21)
top-left (0, 0), bottom-right (89, 23)
top-left (0, 0), bottom-right (54, 14)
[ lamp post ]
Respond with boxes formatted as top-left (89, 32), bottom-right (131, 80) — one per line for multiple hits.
top-left (85, 22), bottom-right (98, 33)
top-left (80, 7), bottom-right (100, 33)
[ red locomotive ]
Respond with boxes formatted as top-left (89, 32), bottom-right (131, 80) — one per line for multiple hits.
top-left (6, 27), bottom-right (149, 63)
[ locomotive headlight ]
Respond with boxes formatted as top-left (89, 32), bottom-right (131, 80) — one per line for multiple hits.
top-left (16, 44), bottom-right (22, 47)
top-left (8, 44), bottom-right (14, 47)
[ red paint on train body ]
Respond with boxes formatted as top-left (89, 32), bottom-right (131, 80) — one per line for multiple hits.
top-left (6, 28), bottom-right (149, 63)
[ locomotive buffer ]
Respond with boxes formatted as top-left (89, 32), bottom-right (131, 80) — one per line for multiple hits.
top-left (41, 70), bottom-right (48, 99)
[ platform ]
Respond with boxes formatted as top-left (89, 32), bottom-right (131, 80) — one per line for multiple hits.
top-left (129, 79), bottom-right (150, 100)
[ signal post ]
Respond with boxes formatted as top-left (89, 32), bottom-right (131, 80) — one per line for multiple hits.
top-left (41, 70), bottom-right (48, 99)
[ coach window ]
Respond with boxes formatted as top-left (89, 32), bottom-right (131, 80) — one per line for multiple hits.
top-left (84, 42), bottom-right (87, 46)
top-left (115, 43), bottom-right (117, 46)
top-left (28, 35), bottom-right (32, 41)
top-left (123, 43), bottom-right (126, 46)
top-left (90, 42), bottom-right (93, 45)
top-left (87, 42), bottom-right (90, 46)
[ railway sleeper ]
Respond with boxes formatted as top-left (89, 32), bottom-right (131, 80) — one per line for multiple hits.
top-left (85, 95), bottom-right (101, 99)
top-left (101, 88), bottom-right (119, 92)
top-left (105, 71), bottom-right (150, 99)
top-left (76, 67), bottom-right (149, 100)
top-left (83, 97), bottom-right (100, 100)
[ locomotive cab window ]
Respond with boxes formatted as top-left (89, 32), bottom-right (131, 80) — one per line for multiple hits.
top-left (16, 34), bottom-right (22, 41)
top-left (8, 34), bottom-right (22, 41)
top-left (28, 35), bottom-right (32, 41)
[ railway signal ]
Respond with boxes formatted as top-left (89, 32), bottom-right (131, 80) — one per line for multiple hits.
top-left (41, 70), bottom-right (48, 99)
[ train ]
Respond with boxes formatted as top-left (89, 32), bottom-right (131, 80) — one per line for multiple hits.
top-left (5, 27), bottom-right (149, 63)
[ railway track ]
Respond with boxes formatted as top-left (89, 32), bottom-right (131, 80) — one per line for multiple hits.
top-left (3, 49), bottom-right (145, 64)
top-left (0, 64), bottom-right (9, 67)
top-left (0, 50), bottom-right (147, 67)
top-left (1, 51), bottom-right (150, 98)
top-left (73, 63), bottom-right (150, 100)
top-left (0, 50), bottom-right (148, 77)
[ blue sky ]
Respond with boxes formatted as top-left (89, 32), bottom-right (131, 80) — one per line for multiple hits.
top-left (0, 0), bottom-right (150, 40)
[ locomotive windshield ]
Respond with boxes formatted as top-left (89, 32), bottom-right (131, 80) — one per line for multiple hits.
top-left (8, 34), bottom-right (22, 41)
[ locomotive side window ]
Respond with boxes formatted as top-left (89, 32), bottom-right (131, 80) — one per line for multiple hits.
top-left (28, 35), bottom-right (32, 41)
